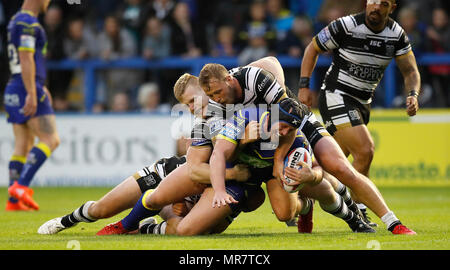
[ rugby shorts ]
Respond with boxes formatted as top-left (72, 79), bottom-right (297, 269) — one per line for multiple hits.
top-left (318, 89), bottom-right (371, 136)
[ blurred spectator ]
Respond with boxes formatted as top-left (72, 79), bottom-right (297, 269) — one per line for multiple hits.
top-left (137, 82), bottom-right (171, 113)
top-left (169, 1), bottom-right (206, 57)
top-left (143, 0), bottom-right (176, 23)
top-left (278, 15), bottom-right (314, 57)
top-left (266, 0), bottom-right (295, 41)
top-left (211, 25), bottom-right (238, 57)
top-left (98, 15), bottom-right (137, 60)
top-left (92, 102), bottom-right (107, 113)
top-left (238, 0), bottom-right (276, 65)
top-left (397, 6), bottom-right (426, 54)
top-left (141, 16), bottom-right (171, 59)
top-left (64, 17), bottom-right (97, 60)
top-left (97, 15), bottom-right (143, 100)
top-left (44, 4), bottom-right (73, 109)
top-left (111, 92), bottom-right (131, 112)
top-left (425, 7), bottom-right (450, 107)
top-left (117, 0), bottom-right (146, 46)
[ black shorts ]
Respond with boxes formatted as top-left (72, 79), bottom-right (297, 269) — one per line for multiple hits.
top-left (318, 90), bottom-right (371, 136)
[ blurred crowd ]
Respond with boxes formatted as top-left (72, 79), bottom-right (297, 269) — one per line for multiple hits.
top-left (0, 0), bottom-right (449, 112)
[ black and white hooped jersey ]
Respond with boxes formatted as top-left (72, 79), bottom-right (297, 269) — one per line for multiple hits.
top-left (315, 12), bottom-right (412, 104)
top-left (190, 100), bottom-right (228, 147)
top-left (228, 66), bottom-right (287, 106)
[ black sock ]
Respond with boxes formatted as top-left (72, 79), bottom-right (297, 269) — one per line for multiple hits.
top-left (61, 201), bottom-right (96, 228)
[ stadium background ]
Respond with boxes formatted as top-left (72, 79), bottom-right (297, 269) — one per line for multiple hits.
top-left (0, 0), bottom-right (448, 187)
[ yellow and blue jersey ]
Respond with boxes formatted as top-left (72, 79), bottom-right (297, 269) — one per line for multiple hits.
top-left (7, 9), bottom-right (47, 85)
top-left (217, 106), bottom-right (312, 184)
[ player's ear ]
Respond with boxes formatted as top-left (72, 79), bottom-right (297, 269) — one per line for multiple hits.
top-left (390, 2), bottom-right (397, 14)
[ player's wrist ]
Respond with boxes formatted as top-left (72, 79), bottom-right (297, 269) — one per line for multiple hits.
top-left (298, 77), bottom-right (310, 89)
top-left (408, 90), bottom-right (419, 98)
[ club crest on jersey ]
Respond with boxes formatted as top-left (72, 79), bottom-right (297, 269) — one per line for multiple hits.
top-left (348, 110), bottom-right (361, 121)
top-left (386, 45), bottom-right (395, 57)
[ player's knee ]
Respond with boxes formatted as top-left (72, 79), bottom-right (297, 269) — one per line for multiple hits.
top-left (176, 223), bottom-right (198, 236)
top-left (146, 193), bottom-right (164, 210)
top-left (273, 207), bottom-right (295, 222)
top-left (354, 144), bottom-right (375, 165)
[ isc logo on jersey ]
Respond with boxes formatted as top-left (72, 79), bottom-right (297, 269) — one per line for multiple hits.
top-left (282, 147), bottom-right (312, 193)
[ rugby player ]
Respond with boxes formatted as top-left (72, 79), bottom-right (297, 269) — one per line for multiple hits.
top-left (4, 0), bottom-right (60, 211)
top-left (198, 57), bottom-right (415, 234)
top-left (298, 0), bottom-right (420, 228)
top-left (209, 98), bottom-right (374, 233)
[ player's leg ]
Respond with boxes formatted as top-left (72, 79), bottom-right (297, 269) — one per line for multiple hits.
top-left (9, 115), bottom-right (60, 209)
top-left (312, 136), bottom-right (413, 233)
top-left (299, 178), bottom-right (374, 233)
top-left (176, 187), bottom-right (233, 236)
top-left (98, 164), bottom-right (206, 234)
top-left (266, 178), bottom-right (301, 222)
top-left (6, 124), bottom-right (33, 211)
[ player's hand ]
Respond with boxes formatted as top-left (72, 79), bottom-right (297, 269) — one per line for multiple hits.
top-left (241, 121), bottom-right (260, 145)
top-left (172, 202), bottom-right (189, 217)
top-left (212, 190), bottom-right (238, 208)
top-left (298, 88), bottom-right (313, 107)
top-left (273, 160), bottom-right (288, 185)
top-left (284, 161), bottom-right (316, 185)
top-left (406, 95), bottom-right (419, 116)
top-left (233, 164), bottom-right (250, 182)
top-left (23, 94), bottom-right (37, 117)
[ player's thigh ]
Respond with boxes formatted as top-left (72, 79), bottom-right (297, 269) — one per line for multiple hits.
top-left (333, 124), bottom-right (374, 159)
top-left (91, 176), bottom-right (143, 218)
top-left (11, 123), bottom-right (34, 156)
top-left (248, 56), bottom-right (285, 87)
top-left (266, 178), bottom-right (297, 221)
top-left (313, 136), bottom-right (359, 187)
top-left (148, 164), bottom-right (206, 208)
top-left (176, 187), bottom-right (232, 236)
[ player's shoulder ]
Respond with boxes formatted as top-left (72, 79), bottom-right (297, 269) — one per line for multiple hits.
top-left (386, 18), bottom-right (407, 38)
top-left (336, 12), bottom-right (365, 32)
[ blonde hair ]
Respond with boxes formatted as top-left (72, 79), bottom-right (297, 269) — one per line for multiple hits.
top-left (173, 73), bottom-right (198, 102)
top-left (198, 63), bottom-right (229, 91)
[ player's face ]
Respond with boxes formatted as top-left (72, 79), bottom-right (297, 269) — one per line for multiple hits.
top-left (270, 122), bottom-right (296, 138)
top-left (204, 76), bottom-right (235, 105)
top-left (366, 0), bottom-right (395, 26)
top-left (181, 84), bottom-right (208, 115)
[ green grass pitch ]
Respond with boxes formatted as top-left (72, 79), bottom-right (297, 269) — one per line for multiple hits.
top-left (0, 185), bottom-right (449, 250)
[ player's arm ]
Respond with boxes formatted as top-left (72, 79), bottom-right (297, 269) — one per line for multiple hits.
top-left (209, 138), bottom-right (239, 208)
top-left (18, 48), bottom-right (37, 116)
top-left (395, 51), bottom-right (421, 116)
top-left (298, 39), bottom-right (323, 107)
top-left (187, 145), bottom-right (248, 184)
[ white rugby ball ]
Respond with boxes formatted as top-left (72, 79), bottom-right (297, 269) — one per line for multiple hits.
top-left (282, 147), bottom-right (312, 193)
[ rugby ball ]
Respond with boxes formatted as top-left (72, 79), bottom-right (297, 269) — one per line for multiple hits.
top-left (282, 147), bottom-right (312, 193)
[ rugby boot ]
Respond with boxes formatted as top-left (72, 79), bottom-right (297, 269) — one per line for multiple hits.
top-left (8, 181), bottom-right (39, 210)
top-left (360, 208), bottom-right (378, 227)
top-left (38, 217), bottom-right (68, 235)
top-left (297, 198), bottom-right (314, 233)
top-left (97, 221), bottom-right (136, 235)
top-left (391, 224), bottom-right (417, 235)
top-left (5, 200), bottom-right (33, 211)
top-left (347, 214), bottom-right (376, 233)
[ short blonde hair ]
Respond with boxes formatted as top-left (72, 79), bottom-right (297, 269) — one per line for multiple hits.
top-left (173, 73), bottom-right (198, 102)
top-left (198, 63), bottom-right (229, 91)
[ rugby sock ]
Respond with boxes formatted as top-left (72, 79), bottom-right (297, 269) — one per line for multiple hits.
top-left (298, 197), bottom-right (312, 215)
top-left (357, 203), bottom-right (367, 210)
top-left (18, 142), bottom-right (52, 187)
top-left (335, 182), bottom-right (359, 213)
top-left (140, 221), bottom-right (167, 235)
top-left (8, 156), bottom-right (26, 203)
top-left (320, 194), bottom-right (355, 222)
top-left (61, 201), bottom-right (97, 228)
top-left (381, 211), bottom-right (402, 231)
top-left (121, 190), bottom-right (160, 231)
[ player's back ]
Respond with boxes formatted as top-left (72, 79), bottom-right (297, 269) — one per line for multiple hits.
top-left (7, 10), bottom-right (47, 85)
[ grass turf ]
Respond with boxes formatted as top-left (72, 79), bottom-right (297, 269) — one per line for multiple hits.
top-left (0, 185), bottom-right (449, 250)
